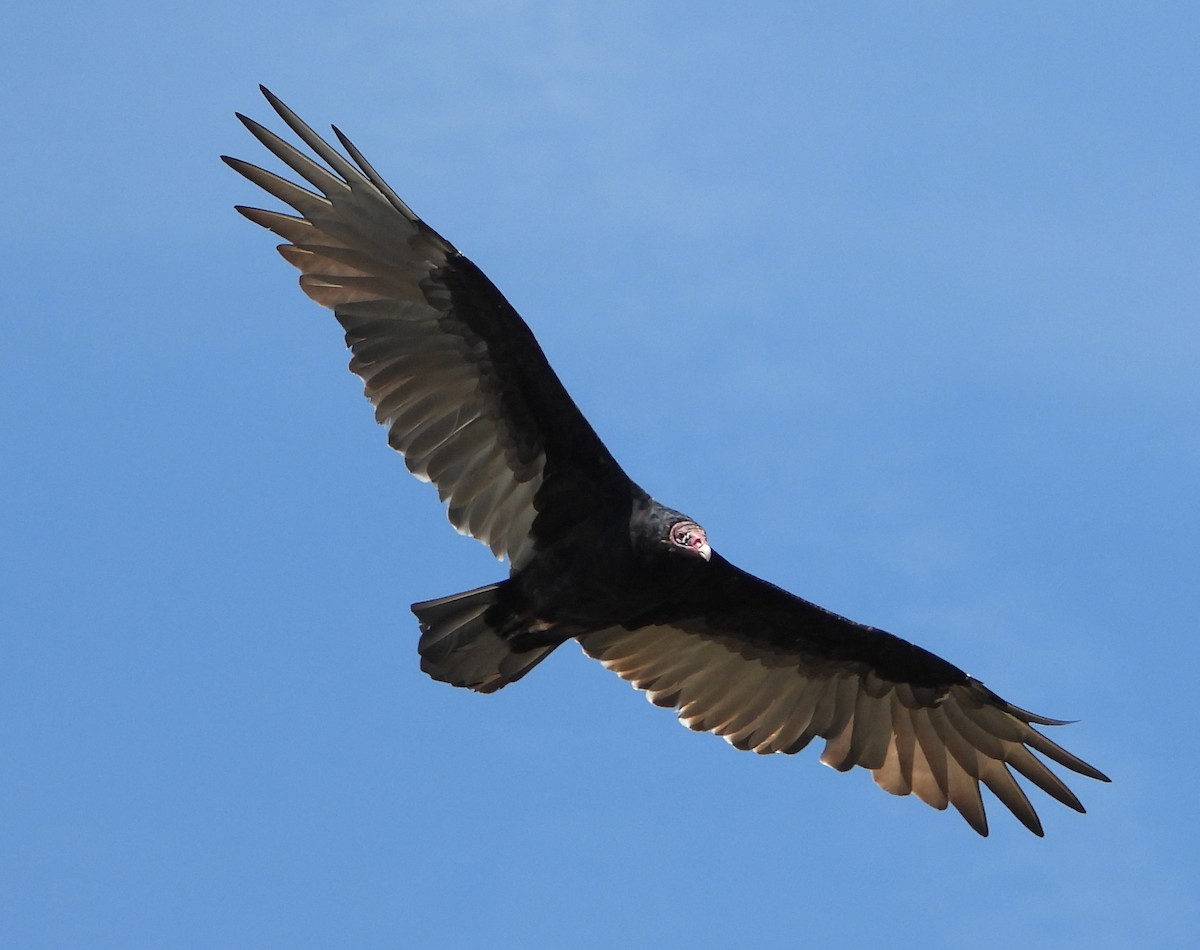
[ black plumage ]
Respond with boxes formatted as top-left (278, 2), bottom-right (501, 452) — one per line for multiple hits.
top-left (225, 87), bottom-right (1109, 836)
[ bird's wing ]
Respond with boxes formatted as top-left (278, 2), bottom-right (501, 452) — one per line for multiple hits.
top-left (224, 87), bottom-right (631, 567)
top-left (578, 555), bottom-right (1109, 836)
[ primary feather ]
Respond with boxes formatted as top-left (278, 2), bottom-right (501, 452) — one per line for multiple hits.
top-left (226, 86), bottom-right (1109, 836)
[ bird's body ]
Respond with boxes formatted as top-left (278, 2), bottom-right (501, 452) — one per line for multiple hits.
top-left (225, 87), bottom-right (1108, 836)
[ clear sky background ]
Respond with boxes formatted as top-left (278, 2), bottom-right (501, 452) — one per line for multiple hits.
top-left (3, 3), bottom-right (1197, 947)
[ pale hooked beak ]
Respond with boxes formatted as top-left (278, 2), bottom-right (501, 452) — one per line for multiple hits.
top-left (695, 539), bottom-right (712, 561)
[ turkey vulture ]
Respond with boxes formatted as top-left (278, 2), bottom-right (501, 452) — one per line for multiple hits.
top-left (224, 86), bottom-right (1108, 837)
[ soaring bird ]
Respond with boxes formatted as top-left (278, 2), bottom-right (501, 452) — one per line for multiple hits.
top-left (224, 86), bottom-right (1108, 837)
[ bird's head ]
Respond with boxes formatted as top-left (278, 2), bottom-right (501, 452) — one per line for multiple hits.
top-left (634, 501), bottom-right (712, 563)
top-left (666, 519), bottom-right (711, 562)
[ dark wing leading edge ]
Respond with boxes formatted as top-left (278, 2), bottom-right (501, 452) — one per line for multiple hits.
top-left (578, 555), bottom-right (1109, 836)
top-left (223, 87), bottom-right (631, 567)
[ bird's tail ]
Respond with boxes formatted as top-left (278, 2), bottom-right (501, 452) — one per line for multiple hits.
top-left (412, 582), bottom-right (560, 693)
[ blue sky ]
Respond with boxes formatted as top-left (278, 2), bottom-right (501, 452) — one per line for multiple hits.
top-left (3, 2), bottom-right (1198, 947)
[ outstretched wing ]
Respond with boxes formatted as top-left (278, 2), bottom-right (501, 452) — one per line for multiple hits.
top-left (578, 554), bottom-right (1109, 836)
top-left (223, 87), bottom-right (631, 567)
